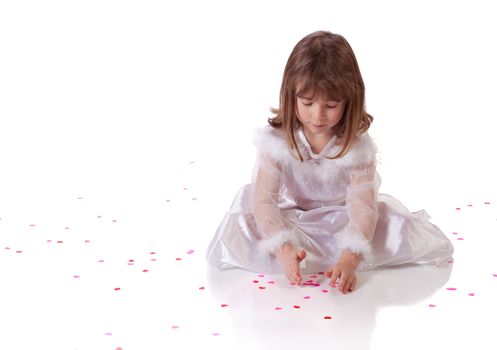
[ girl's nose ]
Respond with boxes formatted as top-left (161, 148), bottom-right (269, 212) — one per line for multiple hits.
top-left (313, 105), bottom-right (326, 119)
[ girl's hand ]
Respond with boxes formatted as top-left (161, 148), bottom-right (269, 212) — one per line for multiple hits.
top-left (275, 242), bottom-right (306, 286)
top-left (326, 250), bottom-right (362, 294)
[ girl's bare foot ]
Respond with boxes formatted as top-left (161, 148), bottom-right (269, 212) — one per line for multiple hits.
top-left (275, 243), bottom-right (306, 285)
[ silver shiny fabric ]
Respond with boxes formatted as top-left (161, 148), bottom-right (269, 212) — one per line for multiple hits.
top-left (206, 127), bottom-right (454, 274)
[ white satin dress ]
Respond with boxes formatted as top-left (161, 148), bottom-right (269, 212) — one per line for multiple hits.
top-left (206, 126), bottom-right (454, 274)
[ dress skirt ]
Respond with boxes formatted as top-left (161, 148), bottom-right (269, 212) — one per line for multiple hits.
top-left (206, 184), bottom-right (454, 274)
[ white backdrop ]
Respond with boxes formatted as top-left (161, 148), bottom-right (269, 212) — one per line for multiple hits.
top-left (1, 2), bottom-right (497, 349)
top-left (1, 0), bottom-right (496, 240)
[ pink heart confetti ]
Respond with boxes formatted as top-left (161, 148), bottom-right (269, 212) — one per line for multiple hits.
top-left (452, 232), bottom-right (458, 235)
top-left (46, 240), bottom-right (52, 243)
top-left (183, 187), bottom-right (188, 191)
top-left (267, 281), bottom-right (275, 284)
top-left (142, 270), bottom-right (149, 273)
top-left (275, 307), bottom-right (283, 311)
top-left (16, 250), bottom-right (22, 254)
top-left (187, 250), bottom-right (195, 254)
top-left (455, 208), bottom-right (461, 210)
top-left (4, 247), bottom-right (10, 250)
top-left (114, 288), bottom-right (121, 291)
top-left (84, 240), bottom-right (90, 243)
top-left (484, 202), bottom-right (490, 204)
top-left (446, 287), bottom-right (457, 291)
top-left (324, 316), bottom-right (332, 320)
top-left (57, 241), bottom-right (63, 244)
top-left (199, 287), bottom-right (205, 290)
top-left (448, 259), bottom-right (454, 264)
top-left (128, 263), bottom-right (134, 266)
top-left (97, 216), bottom-right (102, 219)
top-left (457, 238), bottom-right (464, 241)
top-left (166, 200), bottom-right (171, 202)
top-left (176, 258), bottom-right (182, 261)
top-left (468, 293), bottom-right (475, 296)
top-left (221, 304), bottom-right (228, 307)
top-left (29, 224), bottom-right (36, 227)
top-left (65, 227), bottom-right (70, 230)
top-left (129, 259), bottom-right (135, 262)
top-left (151, 258), bottom-right (157, 261)
top-left (310, 275), bottom-right (318, 278)
top-left (171, 325), bottom-right (179, 330)
top-left (98, 259), bottom-right (104, 263)
top-left (493, 274), bottom-right (497, 277)
top-left (258, 274), bottom-right (265, 278)
top-left (192, 198), bottom-right (198, 201)
top-left (318, 272), bottom-right (325, 275)
top-left (105, 332), bottom-right (112, 336)
top-left (467, 204), bottom-right (473, 207)
top-left (116, 347), bottom-right (123, 350)
top-left (303, 296), bottom-right (311, 299)
top-left (77, 197), bottom-right (83, 199)
top-left (322, 289), bottom-right (329, 293)
top-left (259, 286), bottom-right (266, 290)
top-left (150, 252), bottom-right (156, 255)
top-left (428, 304), bottom-right (436, 307)
top-left (253, 280), bottom-right (259, 284)
top-left (212, 333), bottom-right (220, 336)
top-left (73, 275), bottom-right (80, 279)
top-left (112, 220), bottom-right (117, 223)
top-left (293, 305), bottom-right (301, 309)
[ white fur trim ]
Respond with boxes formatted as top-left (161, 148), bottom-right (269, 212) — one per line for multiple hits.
top-left (335, 229), bottom-right (374, 269)
top-left (258, 230), bottom-right (302, 255)
top-left (252, 126), bottom-right (377, 182)
top-left (251, 126), bottom-right (293, 164)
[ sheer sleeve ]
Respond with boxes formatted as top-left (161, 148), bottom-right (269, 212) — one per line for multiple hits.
top-left (335, 161), bottom-right (380, 268)
top-left (250, 152), bottom-right (301, 255)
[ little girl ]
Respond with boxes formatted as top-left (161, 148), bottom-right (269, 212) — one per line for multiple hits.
top-left (206, 31), bottom-right (454, 294)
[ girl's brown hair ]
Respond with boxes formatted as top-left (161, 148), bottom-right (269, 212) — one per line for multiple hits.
top-left (269, 31), bottom-right (373, 161)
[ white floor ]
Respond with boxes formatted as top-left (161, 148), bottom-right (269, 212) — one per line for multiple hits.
top-left (1, 1), bottom-right (497, 349)
top-left (0, 162), bottom-right (496, 350)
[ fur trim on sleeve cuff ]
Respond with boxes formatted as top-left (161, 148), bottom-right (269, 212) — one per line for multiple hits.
top-left (335, 229), bottom-right (374, 270)
top-left (258, 230), bottom-right (302, 255)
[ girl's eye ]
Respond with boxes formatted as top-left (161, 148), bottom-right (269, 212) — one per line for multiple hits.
top-left (302, 102), bottom-right (312, 106)
top-left (326, 105), bottom-right (337, 109)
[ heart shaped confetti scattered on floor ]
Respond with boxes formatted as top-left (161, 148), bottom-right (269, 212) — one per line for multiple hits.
top-left (324, 316), bottom-right (332, 320)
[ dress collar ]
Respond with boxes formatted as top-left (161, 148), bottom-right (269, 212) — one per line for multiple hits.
top-left (296, 127), bottom-right (338, 160)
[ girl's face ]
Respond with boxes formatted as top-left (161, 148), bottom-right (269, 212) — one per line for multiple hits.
top-left (295, 90), bottom-right (346, 139)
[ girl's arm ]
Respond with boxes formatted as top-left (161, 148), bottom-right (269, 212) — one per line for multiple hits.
top-left (336, 162), bottom-right (380, 268)
top-left (250, 153), bottom-right (301, 254)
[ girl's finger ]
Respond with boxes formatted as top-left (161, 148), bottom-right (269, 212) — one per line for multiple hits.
top-left (329, 268), bottom-right (341, 287)
top-left (349, 277), bottom-right (357, 292)
top-left (342, 275), bottom-right (353, 294)
top-left (338, 271), bottom-right (350, 290)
